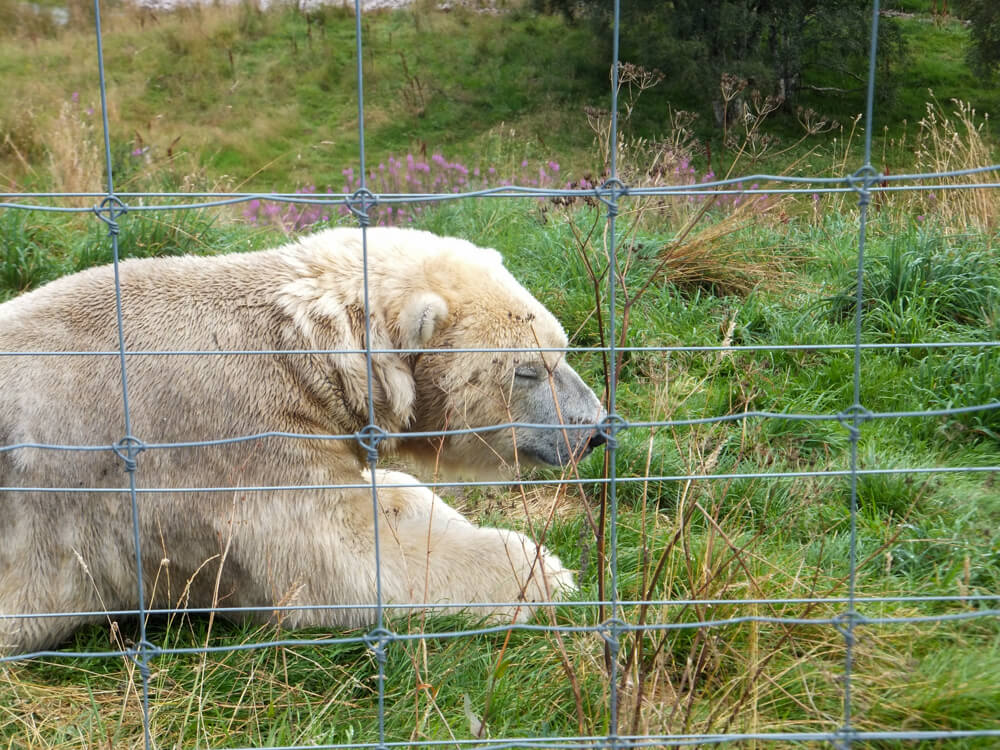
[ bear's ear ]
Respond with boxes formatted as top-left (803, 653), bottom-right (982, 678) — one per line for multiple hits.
top-left (398, 292), bottom-right (448, 350)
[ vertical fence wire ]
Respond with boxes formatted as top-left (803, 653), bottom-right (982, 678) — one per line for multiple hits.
top-left (92, 1), bottom-right (153, 748)
top-left (351, 2), bottom-right (391, 748)
top-left (839, 2), bottom-right (882, 747)
top-left (1, 0), bottom-right (999, 748)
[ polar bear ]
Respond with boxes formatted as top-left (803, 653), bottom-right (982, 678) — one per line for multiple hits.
top-left (0, 227), bottom-right (605, 653)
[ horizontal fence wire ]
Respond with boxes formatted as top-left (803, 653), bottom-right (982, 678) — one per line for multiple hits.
top-left (4, 180), bottom-right (1000, 213)
top-left (4, 466), bottom-right (1000, 496)
top-left (5, 607), bottom-right (1000, 660)
top-left (3, 164), bottom-right (1000, 204)
top-left (1, 340), bottom-right (1000, 356)
top-left (4, 402), bottom-right (1000, 458)
top-left (0, 0), bottom-right (998, 747)
top-left (214, 732), bottom-right (1000, 750)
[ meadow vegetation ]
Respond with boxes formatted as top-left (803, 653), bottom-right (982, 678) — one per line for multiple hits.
top-left (1, 0), bottom-right (999, 747)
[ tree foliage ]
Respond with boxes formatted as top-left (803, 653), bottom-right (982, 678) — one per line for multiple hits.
top-left (956, 0), bottom-right (1000, 79)
top-left (533, 0), bottom-right (905, 122)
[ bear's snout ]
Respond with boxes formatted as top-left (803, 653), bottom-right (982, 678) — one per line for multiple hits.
top-left (588, 429), bottom-right (607, 450)
top-left (573, 414), bottom-right (608, 461)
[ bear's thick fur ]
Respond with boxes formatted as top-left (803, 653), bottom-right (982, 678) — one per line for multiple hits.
top-left (0, 228), bottom-right (605, 653)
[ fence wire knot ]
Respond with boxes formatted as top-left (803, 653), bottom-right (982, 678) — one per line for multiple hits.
top-left (836, 405), bottom-right (874, 439)
top-left (356, 424), bottom-right (388, 463)
top-left (363, 627), bottom-right (394, 662)
top-left (112, 436), bottom-right (147, 473)
top-left (128, 639), bottom-right (160, 677)
top-left (596, 617), bottom-right (626, 650)
top-left (845, 165), bottom-right (879, 207)
top-left (93, 195), bottom-right (128, 235)
top-left (345, 188), bottom-right (377, 226)
top-left (832, 610), bottom-right (866, 645)
top-left (594, 178), bottom-right (629, 217)
top-left (832, 725), bottom-right (858, 750)
top-left (597, 413), bottom-right (628, 450)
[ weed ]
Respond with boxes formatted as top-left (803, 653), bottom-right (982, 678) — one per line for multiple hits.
top-left (0, 0), bottom-right (62, 40)
top-left (45, 96), bottom-right (103, 202)
top-left (911, 347), bottom-right (1000, 442)
top-left (0, 210), bottom-right (61, 299)
top-left (242, 150), bottom-right (568, 232)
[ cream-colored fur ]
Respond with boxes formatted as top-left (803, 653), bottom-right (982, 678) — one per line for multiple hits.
top-left (354, 469), bottom-right (574, 624)
top-left (0, 228), bottom-right (602, 653)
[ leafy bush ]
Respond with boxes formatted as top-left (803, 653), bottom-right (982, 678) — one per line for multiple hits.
top-left (532, 0), bottom-right (906, 120)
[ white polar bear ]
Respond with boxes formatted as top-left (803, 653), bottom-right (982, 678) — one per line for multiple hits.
top-left (0, 227), bottom-right (605, 653)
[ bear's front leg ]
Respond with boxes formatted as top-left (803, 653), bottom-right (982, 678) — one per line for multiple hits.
top-left (367, 470), bottom-right (577, 624)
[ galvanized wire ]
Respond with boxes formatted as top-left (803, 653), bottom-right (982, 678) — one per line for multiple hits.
top-left (91, 2), bottom-right (153, 748)
top-left (4, 165), bottom-right (1000, 210)
top-left (0, 340), bottom-right (999, 357)
top-left (0, 0), bottom-right (998, 748)
top-left (4, 401), bottom-right (1000, 456)
top-left (838, 6), bottom-right (881, 746)
top-left (3, 592), bottom-right (998, 627)
top-left (605, 4), bottom-right (624, 741)
top-left (350, 3), bottom-right (391, 748)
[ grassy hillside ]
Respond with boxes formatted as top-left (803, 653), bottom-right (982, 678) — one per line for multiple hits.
top-left (1, 0), bottom-right (999, 747)
top-left (1, 0), bottom-right (998, 192)
top-left (1, 1), bottom-right (608, 191)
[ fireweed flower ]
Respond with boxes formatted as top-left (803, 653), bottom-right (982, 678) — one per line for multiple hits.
top-left (247, 152), bottom-right (580, 230)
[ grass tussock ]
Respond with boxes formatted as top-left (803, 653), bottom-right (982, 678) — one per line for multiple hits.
top-left (647, 198), bottom-right (795, 297)
top-left (825, 227), bottom-right (1000, 338)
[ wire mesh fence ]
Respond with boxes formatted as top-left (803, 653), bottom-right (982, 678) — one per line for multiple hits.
top-left (1, 0), bottom-right (999, 748)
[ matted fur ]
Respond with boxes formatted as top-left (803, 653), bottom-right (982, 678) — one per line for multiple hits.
top-left (0, 228), bottom-right (604, 653)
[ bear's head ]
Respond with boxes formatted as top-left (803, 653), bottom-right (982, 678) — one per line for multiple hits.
top-left (386, 230), bottom-right (607, 476)
top-left (288, 228), bottom-right (607, 477)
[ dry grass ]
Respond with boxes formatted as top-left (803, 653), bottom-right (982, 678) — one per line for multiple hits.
top-left (648, 198), bottom-right (795, 297)
top-left (46, 99), bottom-right (104, 201)
top-left (574, 65), bottom-right (799, 303)
top-left (1, 656), bottom-right (144, 748)
top-left (912, 96), bottom-right (1000, 231)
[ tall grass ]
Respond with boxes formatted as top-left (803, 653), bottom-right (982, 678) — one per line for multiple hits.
top-left (824, 227), bottom-right (1000, 339)
top-left (912, 96), bottom-right (1000, 230)
top-left (46, 96), bottom-right (103, 200)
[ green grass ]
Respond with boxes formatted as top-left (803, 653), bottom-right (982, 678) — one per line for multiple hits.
top-left (0, 2), bottom-right (605, 191)
top-left (2, 0), bottom-right (999, 193)
top-left (1, 196), bottom-right (997, 747)
top-left (890, 13), bottom-right (1000, 124)
top-left (1, 0), bottom-right (999, 746)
